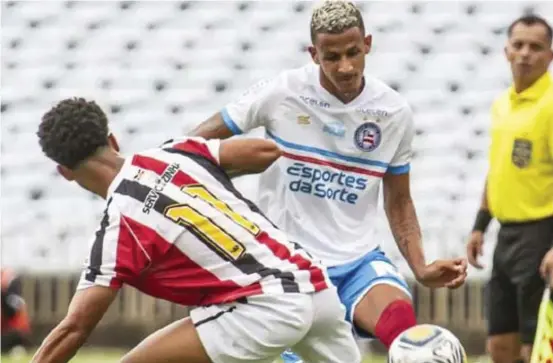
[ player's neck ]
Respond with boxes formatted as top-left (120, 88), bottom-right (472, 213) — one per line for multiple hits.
top-left (75, 154), bottom-right (125, 199)
top-left (319, 72), bottom-right (365, 104)
top-left (512, 71), bottom-right (544, 94)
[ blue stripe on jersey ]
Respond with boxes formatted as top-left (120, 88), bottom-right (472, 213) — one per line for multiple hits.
top-left (266, 130), bottom-right (389, 169)
top-left (387, 164), bottom-right (410, 175)
top-left (221, 108), bottom-right (243, 135)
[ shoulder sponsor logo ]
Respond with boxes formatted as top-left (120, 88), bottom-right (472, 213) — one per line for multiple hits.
top-left (354, 122), bottom-right (382, 152)
top-left (323, 121), bottom-right (345, 137)
top-left (142, 163), bottom-right (180, 214)
top-left (356, 108), bottom-right (389, 118)
top-left (241, 78), bottom-right (271, 98)
top-left (133, 169), bottom-right (145, 181)
top-left (286, 162), bottom-right (368, 205)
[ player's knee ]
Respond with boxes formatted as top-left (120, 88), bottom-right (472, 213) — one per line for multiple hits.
top-left (487, 336), bottom-right (520, 363)
top-left (374, 299), bottom-right (417, 349)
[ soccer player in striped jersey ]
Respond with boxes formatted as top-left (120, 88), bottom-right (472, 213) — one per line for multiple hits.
top-left (31, 98), bottom-right (361, 363)
top-left (191, 2), bottom-right (468, 362)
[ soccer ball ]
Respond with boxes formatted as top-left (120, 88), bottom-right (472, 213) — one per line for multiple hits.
top-left (388, 324), bottom-right (467, 363)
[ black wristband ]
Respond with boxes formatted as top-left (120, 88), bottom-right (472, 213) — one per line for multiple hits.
top-left (472, 209), bottom-right (492, 232)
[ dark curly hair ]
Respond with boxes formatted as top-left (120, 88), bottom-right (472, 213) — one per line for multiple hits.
top-left (37, 98), bottom-right (110, 169)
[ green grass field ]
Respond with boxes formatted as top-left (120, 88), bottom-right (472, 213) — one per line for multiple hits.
top-left (2, 352), bottom-right (382, 363)
top-left (0, 349), bottom-right (484, 363)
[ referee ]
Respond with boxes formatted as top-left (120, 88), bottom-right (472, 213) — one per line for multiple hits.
top-left (466, 15), bottom-right (553, 363)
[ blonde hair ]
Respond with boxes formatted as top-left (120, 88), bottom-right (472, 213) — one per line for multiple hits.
top-left (310, 0), bottom-right (364, 42)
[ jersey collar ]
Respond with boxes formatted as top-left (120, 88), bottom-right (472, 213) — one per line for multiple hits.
top-left (311, 64), bottom-right (372, 108)
top-left (509, 71), bottom-right (552, 102)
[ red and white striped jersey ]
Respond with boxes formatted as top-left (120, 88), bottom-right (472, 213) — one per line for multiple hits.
top-left (77, 137), bottom-right (329, 306)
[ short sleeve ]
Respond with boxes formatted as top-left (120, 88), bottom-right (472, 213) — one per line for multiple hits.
top-left (205, 139), bottom-right (221, 165)
top-left (161, 136), bottom-right (221, 165)
top-left (387, 105), bottom-right (414, 175)
top-left (77, 198), bottom-right (123, 291)
top-left (222, 77), bottom-right (281, 135)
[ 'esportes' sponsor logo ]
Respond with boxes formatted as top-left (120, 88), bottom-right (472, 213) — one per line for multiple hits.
top-left (143, 163), bottom-right (180, 214)
top-left (286, 162), bottom-right (367, 205)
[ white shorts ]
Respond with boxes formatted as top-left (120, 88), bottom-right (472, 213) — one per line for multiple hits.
top-left (190, 287), bottom-right (361, 363)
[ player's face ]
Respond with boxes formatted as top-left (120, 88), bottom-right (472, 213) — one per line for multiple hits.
top-left (505, 23), bottom-right (553, 84)
top-left (310, 27), bottom-right (371, 101)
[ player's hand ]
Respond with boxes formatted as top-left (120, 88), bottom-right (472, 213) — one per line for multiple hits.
top-left (416, 258), bottom-right (468, 289)
top-left (466, 231), bottom-right (484, 269)
top-left (539, 248), bottom-right (553, 288)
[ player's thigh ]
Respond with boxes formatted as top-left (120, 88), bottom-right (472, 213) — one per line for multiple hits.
top-left (335, 251), bottom-right (411, 337)
top-left (292, 287), bottom-right (362, 363)
top-left (191, 294), bottom-right (313, 363)
top-left (121, 317), bottom-right (211, 363)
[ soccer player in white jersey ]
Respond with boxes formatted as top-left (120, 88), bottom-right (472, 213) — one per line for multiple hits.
top-left (31, 98), bottom-right (361, 363)
top-left (191, 1), bottom-right (468, 361)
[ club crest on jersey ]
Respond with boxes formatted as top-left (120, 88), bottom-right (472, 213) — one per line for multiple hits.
top-left (354, 122), bottom-right (381, 152)
top-left (512, 138), bottom-right (532, 168)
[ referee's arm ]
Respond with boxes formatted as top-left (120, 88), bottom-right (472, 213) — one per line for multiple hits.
top-left (466, 176), bottom-right (493, 269)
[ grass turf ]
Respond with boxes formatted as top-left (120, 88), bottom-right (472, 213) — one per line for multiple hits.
top-left (1, 349), bottom-right (484, 363)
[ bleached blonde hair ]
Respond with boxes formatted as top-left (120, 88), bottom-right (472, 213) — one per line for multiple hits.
top-left (310, 0), bottom-right (365, 43)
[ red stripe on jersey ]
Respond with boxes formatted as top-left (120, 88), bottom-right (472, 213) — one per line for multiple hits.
top-left (282, 151), bottom-right (385, 178)
top-left (171, 139), bottom-right (218, 165)
top-left (255, 232), bottom-right (328, 291)
top-left (131, 155), bottom-right (196, 187)
top-left (130, 150), bottom-right (326, 292)
top-left (117, 216), bottom-right (262, 305)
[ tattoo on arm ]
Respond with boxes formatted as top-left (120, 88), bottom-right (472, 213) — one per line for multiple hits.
top-left (384, 192), bottom-right (425, 276)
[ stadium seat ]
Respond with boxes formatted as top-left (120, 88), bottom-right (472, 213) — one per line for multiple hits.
top-left (2, 0), bottom-right (551, 277)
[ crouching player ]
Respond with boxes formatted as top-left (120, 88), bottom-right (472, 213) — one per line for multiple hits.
top-left (30, 98), bottom-right (361, 363)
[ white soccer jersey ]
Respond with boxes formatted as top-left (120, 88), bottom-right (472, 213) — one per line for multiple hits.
top-left (77, 137), bottom-right (328, 306)
top-left (223, 63), bottom-right (414, 266)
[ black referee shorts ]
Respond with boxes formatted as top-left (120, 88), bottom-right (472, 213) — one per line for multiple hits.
top-left (487, 215), bottom-right (553, 344)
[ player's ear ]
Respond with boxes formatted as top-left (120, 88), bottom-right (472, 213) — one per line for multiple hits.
top-left (107, 133), bottom-right (120, 152)
top-left (308, 46), bottom-right (320, 65)
top-left (57, 165), bottom-right (75, 181)
top-left (364, 34), bottom-right (372, 54)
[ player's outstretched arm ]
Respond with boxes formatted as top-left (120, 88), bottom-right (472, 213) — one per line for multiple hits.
top-left (31, 286), bottom-right (117, 363)
top-left (190, 112), bottom-right (235, 140)
top-left (218, 138), bottom-right (282, 178)
top-left (383, 172), bottom-right (426, 276)
top-left (383, 172), bottom-right (467, 289)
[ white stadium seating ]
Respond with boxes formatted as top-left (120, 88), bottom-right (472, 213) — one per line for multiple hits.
top-left (2, 1), bottom-right (551, 277)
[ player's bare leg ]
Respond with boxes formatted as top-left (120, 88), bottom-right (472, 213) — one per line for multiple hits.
top-left (353, 284), bottom-right (416, 349)
top-left (520, 344), bottom-right (532, 363)
top-left (121, 317), bottom-right (212, 363)
top-left (487, 333), bottom-right (522, 363)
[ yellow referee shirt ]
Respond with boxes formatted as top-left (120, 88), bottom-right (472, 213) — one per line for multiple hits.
top-left (487, 71), bottom-right (553, 223)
